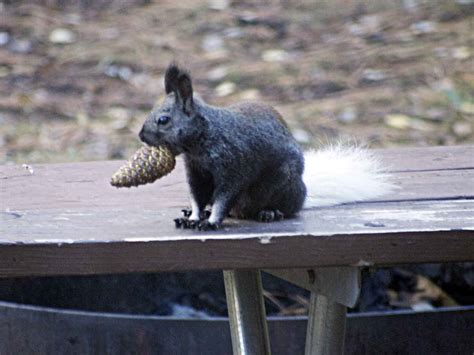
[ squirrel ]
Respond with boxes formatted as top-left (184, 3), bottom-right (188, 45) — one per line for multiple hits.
top-left (139, 63), bottom-right (394, 231)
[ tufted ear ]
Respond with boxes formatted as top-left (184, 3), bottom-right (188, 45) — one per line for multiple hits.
top-left (164, 63), bottom-right (194, 114)
top-left (164, 63), bottom-right (180, 94)
top-left (175, 72), bottom-right (194, 114)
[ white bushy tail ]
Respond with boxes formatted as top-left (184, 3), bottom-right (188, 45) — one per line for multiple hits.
top-left (303, 145), bottom-right (396, 208)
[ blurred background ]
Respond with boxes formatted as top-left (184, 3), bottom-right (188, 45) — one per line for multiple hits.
top-left (0, 0), bottom-right (472, 164)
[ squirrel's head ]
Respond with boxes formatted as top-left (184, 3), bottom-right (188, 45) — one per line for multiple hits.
top-left (139, 64), bottom-right (205, 155)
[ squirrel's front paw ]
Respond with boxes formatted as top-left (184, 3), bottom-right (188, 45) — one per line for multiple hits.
top-left (181, 209), bottom-right (211, 219)
top-left (174, 217), bottom-right (188, 229)
top-left (174, 217), bottom-right (200, 229)
top-left (197, 220), bottom-right (219, 231)
top-left (181, 209), bottom-right (192, 218)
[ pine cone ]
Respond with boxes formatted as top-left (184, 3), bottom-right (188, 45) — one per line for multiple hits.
top-left (110, 145), bottom-right (176, 188)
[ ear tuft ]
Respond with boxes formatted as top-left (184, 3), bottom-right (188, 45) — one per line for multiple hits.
top-left (177, 72), bottom-right (193, 103)
top-left (164, 63), bottom-right (180, 94)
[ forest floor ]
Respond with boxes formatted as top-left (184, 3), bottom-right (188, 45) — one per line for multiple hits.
top-left (1, 0), bottom-right (473, 164)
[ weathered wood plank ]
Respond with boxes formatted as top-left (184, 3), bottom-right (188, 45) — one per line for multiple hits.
top-left (382, 169), bottom-right (474, 202)
top-left (1, 199), bottom-right (473, 277)
top-left (2, 199), bottom-right (473, 244)
top-left (1, 160), bottom-right (189, 211)
top-left (2, 152), bottom-right (474, 212)
top-left (1, 146), bottom-right (473, 277)
top-left (375, 145), bottom-right (474, 172)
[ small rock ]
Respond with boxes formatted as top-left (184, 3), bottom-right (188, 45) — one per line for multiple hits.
top-left (207, 66), bottom-right (229, 81)
top-left (202, 34), bottom-right (224, 53)
top-left (292, 128), bottom-right (311, 144)
top-left (208, 0), bottom-right (229, 10)
top-left (452, 121), bottom-right (472, 138)
top-left (337, 107), bottom-right (357, 123)
top-left (0, 32), bottom-right (10, 46)
top-left (361, 69), bottom-right (387, 82)
top-left (384, 114), bottom-right (411, 130)
top-left (262, 49), bottom-right (288, 62)
top-left (239, 89), bottom-right (261, 100)
top-left (410, 21), bottom-right (437, 35)
top-left (237, 13), bottom-right (259, 25)
top-left (104, 64), bottom-right (133, 81)
top-left (223, 27), bottom-right (243, 39)
top-left (215, 81), bottom-right (236, 97)
top-left (117, 67), bottom-right (132, 81)
top-left (49, 28), bottom-right (76, 44)
top-left (451, 46), bottom-right (470, 60)
top-left (384, 114), bottom-right (432, 131)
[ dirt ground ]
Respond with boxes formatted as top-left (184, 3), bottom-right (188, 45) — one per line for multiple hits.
top-left (1, 0), bottom-right (473, 164)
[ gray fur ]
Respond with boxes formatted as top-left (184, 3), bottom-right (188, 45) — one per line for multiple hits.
top-left (139, 64), bottom-right (306, 229)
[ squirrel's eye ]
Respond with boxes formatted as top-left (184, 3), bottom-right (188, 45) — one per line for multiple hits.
top-left (158, 116), bottom-right (170, 125)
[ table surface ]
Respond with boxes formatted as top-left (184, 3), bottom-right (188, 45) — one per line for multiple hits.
top-left (1, 145), bottom-right (473, 277)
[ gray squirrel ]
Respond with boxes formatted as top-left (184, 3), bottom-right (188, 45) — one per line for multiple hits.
top-left (139, 63), bottom-right (394, 230)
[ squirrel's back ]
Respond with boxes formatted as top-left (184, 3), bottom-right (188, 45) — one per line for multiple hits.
top-left (195, 99), bottom-right (300, 163)
top-left (227, 101), bottom-right (289, 128)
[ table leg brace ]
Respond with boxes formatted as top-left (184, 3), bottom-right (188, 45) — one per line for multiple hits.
top-left (266, 267), bottom-right (360, 355)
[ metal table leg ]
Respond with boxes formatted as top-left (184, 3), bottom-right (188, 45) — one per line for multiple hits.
top-left (305, 293), bottom-right (347, 355)
top-left (223, 269), bottom-right (271, 355)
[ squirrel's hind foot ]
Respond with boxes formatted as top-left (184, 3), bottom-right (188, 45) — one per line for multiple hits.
top-left (197, 220), bottom-right (220, 231)
top-left (257, 210), bottom-right (284, 223)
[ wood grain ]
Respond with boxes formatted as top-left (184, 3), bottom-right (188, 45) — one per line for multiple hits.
top-left (2, 147), bottom-right (473, 212)
top-left (1, 146), bottom-right (473, 277)
top-left (375, 145), bottom-right (474, 172)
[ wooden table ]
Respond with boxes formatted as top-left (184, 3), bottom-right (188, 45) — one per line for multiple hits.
top-left (1, 145), bottom-right (474, 354)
